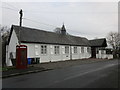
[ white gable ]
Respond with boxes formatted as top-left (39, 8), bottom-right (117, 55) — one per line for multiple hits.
top-left (6, 29), bottom-right (19, 66)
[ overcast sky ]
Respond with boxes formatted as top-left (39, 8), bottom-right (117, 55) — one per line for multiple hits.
top-left (0, 0), bottom-right (119, 40)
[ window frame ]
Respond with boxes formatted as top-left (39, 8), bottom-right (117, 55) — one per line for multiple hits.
top-left (65, 46), bottom-right (69, 54)
top-left (41, 45), bottom-right (47, 55)
top-left (74, 46), bottom-right (77, 54)
top-left (54, 46), bottom-right (60, 55)
top-left (87, 47), bottom-right (91, 53)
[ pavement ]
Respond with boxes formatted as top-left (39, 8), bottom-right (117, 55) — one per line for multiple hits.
top-left (2, 58), bottom-right (114, 78)
top-left (2, 66), bottom-right (52, 78)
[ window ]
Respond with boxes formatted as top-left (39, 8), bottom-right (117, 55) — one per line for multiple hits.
top-left (65, 46), bottom-right (69, 54)
top-left (54, 46), bottom-right (60, 54)
top-left (74, 46), bottom-right (77, 54)
top-left (87, 47), bottom-right (91, 53)
top-left (106, 49), bottom-right (113, 54)
top-left (101, 50), bottom-right (105, 54)
top-left (35, 45), bottom-right (39, 55)
top-left (81, 47), bottom-right (84, 53)
top-left (41, 45), bottom-right (47, 54)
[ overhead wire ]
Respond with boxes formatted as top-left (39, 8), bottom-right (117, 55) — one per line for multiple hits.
top-left (1, 6), bottom-right (84, 35)
top-left (23, 17), bottom-right (59, 28)
top-left (23, 17), bottom-right (86, 35)
top-left (1, 6), bottom-right (18, 11)
top-left (2, 2), bottom-right (20, 11)
top-left (1, 3), bottom-right (87, 35)
top-left (0, 3), bottom-right (58, 28)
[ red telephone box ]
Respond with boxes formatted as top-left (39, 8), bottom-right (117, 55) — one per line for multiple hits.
top-left (16, 45), bottom-right (27, 69)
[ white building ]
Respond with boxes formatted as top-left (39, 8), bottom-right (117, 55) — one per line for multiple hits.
top-left (90, 39), bottom-right (113, 59)
top-left (96, 48), bottom-right (113, 59)
top-left (6, 25), bottom-right (112, 66)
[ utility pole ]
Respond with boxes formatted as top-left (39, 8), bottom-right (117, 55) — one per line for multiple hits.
top-left (19, 9), bottom-right (23, 27)
top-left (19, 9), bottom-right (23, 45)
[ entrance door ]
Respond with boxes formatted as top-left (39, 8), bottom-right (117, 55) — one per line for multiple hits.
top-left (91, 47), bottom-right (96, 58)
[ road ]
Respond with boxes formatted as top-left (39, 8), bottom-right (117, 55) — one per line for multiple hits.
top-left (2, 59), bottom-right (119, 88)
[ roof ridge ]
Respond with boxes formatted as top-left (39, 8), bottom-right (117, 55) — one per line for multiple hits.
top-left (12, 25), bottom-right (86, 39)
top-left (10, 25), bottom-right (90, 46)
top-left (12, 25), bottom-right (56, 34)
top-left (89, 38), bottom-right (106, 41)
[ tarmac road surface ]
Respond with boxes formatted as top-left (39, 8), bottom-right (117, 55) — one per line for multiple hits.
top-left (2, 59), bottom-right (119, 88)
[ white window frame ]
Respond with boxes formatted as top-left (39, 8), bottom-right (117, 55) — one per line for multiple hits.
top-left (41, 45), bottom-right (47, 55)
top-left (54, 46), bottom-right (60, 54)
top-left (87, 47), bottom-right (91, 53)
top-left (74, 46), bottom-right (77, 54)
top-left (35, 45), bottom-right (39, 56)
top-left (65, 46), bottom-right (69, 54)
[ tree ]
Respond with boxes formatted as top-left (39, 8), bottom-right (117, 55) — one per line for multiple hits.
top-left (0, 26), bottom-right (10, 66)
top-left (0, 30), bottom-right (2, 66)
top-left (53, 27), bottom-right (61, 34)
top-left (106, 32), bottom-right (120, 58)
top-left (53, 27), bottom-right (69, 35)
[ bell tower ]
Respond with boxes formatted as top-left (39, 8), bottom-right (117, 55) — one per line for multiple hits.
top-left (61, 24), bottom-right (66, 35)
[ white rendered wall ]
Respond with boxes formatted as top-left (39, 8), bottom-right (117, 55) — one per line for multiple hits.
top-left (71, 46), bottom-right (79, 60)
top-left (60, 45), bottom-right (70, 61)
top-left (96, 50), bottom-right (113, 59)
top-left (21, 43), bottom-right (91, 63)
top-left (6, 30), bottom-right (19, 66)
top-left (7, 30), bottom-right (92, 65)
top-left (107, 55), bottom-right (113, 59)
top-left (96, 54), bottom-right (99, 58)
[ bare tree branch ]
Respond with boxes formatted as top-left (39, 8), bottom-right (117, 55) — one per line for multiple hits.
top-left (106, 32), bottom-right (120, 50)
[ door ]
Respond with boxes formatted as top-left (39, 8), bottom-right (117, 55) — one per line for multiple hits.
top-left (16, 45), bottom-right (27, 69)
top-left (91, 47), bottom-right (96, 58)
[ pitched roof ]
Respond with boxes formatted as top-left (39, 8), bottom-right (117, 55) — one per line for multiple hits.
top-left (8, 25), bottom-right (90, 46)
top-left (89, 38), bottom-right (107, 47)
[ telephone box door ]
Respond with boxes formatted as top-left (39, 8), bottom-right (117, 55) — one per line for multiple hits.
top-left (16, 45), bottom-right (27, 69)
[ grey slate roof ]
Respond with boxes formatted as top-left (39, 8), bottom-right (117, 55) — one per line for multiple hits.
top-left (89, 38), bottom-right (107, 47)
top-left (9, 25), bottom-right (90, 46)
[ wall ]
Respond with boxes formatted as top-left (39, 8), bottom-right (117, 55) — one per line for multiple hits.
top-left (96, 50), bottom-right (113, 59)
top-left (6, 29), bottom-right (19, 66)
top-left (107, 55), bottom-right (113, 59)
top-left (22, 43), bottom-right (91, 63)
top-left (6, 29), bottom-right (92, 66)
